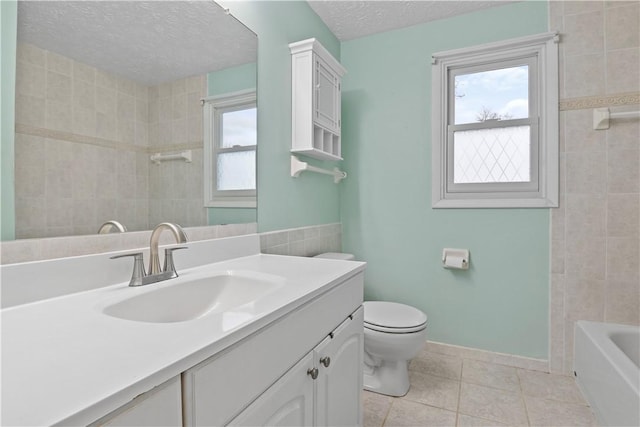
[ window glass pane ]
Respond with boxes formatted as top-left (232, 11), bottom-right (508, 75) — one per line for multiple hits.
top-left (217, 151), bottom-right (256, 191)
top-left (221, 107), bottom-right (257, 148)
top-left (453, 126), bottom-right (530, 183)
top-left (454, 66), bottom-right (528, 124)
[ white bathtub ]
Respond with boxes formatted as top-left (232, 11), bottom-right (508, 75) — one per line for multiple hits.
top-left (574, 321), bottom-right (640, 427)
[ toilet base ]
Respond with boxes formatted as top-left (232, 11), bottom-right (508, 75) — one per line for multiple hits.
top-left (363, 360), bottom-right (410, 397)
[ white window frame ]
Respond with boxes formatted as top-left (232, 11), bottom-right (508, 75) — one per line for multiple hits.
top-left (203, 89), bottom-right (257, 208)
top-left (431, 32), bottom-right (559, 208)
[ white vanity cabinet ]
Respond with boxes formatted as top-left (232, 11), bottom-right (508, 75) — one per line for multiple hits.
top-left (228, 346), bottom-right (316, 426)
top-left (2, 237), bottom-right (368, 427)
top-left (231, 307), bottom-right (364, 427)
top-left (182, 273), bottom-right (364, 426)
top-left (290, 38), bottom-right (346, 161)
top-left (315, 307), bottom-right (364, 427)
top-left (90, 377), bottom-right (182, 427)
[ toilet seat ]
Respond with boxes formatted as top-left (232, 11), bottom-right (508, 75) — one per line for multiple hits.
top-left (364, 322), bottom-right (426, 334)
top-left (363, 301), bottom-right (427, 334)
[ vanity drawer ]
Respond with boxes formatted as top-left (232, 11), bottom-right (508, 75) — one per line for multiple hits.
top-left (181, 272), bottom-right (363, 426)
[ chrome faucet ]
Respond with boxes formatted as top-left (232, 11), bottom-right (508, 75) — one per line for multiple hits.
top-left (110, 222), bottom-right (188, 287)
top-left (98, 220), bottom-right (127, 234)
top-left (148, 222), bottom-right (188, 275)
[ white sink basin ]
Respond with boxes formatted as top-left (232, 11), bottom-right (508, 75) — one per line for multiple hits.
top-left (103, 270), bottom-right (285, 323)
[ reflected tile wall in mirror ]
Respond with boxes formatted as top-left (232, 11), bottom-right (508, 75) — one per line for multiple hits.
top-left (14, 43), bottom-right (207, 238)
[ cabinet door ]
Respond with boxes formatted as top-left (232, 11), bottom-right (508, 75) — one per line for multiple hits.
top-left (315, 306), bottom-right (364, 427)
top-left (229, 352), bottom-right (315, 427)
top-left (314, 56), bottom-right (341, 134)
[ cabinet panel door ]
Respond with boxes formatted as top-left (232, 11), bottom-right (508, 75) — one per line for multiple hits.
top-left (315, 306), bottom-right (364, 427)
top-left (314, 56), bottom-right (340, 133)
top-left (229, 353), bottom-right (314, 427)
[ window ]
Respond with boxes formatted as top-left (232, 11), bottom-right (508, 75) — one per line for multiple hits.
top-left (203, 90), bottom-right (257, 208)
top-left (431, 32), bottom-right (559, 208)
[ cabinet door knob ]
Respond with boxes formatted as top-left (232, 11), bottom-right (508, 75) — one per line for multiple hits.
top-left (320, 356), bottom-right (331, 367)
top-left (307, 367), bottom-right (319, 379)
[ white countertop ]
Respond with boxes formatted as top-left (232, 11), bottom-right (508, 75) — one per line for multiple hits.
top-left (1, 254), bottom-right (365, 426)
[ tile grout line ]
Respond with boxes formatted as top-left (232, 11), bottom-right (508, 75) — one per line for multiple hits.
top-left (379, 396), bottom-right (393, 427)
top-left (516, 368), bottom-right (533, 426)
top-left (458, 357), bottom-right (526, 426)
top-left (457, 357), bottom-right (532, 394)
top-left (454, 358), bottom-right (464, 426)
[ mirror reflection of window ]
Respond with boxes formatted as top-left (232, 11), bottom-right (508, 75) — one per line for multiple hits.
top-left (204, 90), bottom-right (257, 208)
top-left (217, 107), bottom-right (257, 191)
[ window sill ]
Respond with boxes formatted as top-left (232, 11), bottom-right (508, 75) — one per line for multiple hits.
top-left (432, 197), bottom-right (558, 209)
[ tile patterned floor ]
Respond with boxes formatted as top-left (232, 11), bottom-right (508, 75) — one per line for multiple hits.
top-left (363, 345), bottom-right (598, 427)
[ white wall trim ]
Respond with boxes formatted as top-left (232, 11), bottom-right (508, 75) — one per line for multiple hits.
top-left (431, 31), bottom-right (559, 209)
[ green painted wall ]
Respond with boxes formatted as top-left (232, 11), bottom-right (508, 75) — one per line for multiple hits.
top-left (340, 1), bottom-right (550, 358)
top-left (216, 0), bottom-right (342, 232)
top-left (0, 1), bottom-right (17, 241)
top-left (207, 62), bottom-right (258, 225)
top-left (208, 62), bottom-right (256, 96)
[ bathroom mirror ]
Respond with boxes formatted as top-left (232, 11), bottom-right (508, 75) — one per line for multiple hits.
top-left (11, 0), bottom-right (257, 239)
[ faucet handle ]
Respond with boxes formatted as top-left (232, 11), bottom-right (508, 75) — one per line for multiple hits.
top-left (163, 246), bottom-right (188, 278)
top-left (110, 252), bottom-right (146, 287)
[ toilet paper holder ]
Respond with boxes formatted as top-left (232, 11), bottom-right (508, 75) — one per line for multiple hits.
top-left (442, 248), bottom-right (469, 270)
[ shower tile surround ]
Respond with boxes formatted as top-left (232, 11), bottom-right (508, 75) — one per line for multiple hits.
top-left (13, 43), bottom-right (207, 238)
top-left (550, 0), bottom-right (640, 374)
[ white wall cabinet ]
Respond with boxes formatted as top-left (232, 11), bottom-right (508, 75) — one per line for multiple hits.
top-left (290, 38), bottom-right (346, 161)
top-left (230, 306), bottom-right (363, 427)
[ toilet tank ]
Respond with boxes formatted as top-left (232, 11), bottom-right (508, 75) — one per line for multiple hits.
top-left (314, 252), bottom-right (355, 261)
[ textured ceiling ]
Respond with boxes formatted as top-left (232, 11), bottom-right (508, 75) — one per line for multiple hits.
top-left (307, 0), bottom-right (515, 41)
top-left (17, 1), bottom-right (257, 86)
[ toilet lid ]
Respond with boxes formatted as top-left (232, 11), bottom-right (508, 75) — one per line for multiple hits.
top-left (363, 301), bottom-right (427, 333)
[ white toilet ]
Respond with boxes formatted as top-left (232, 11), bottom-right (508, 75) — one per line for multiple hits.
top-left (314, 253), bottom-right (428, 397)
